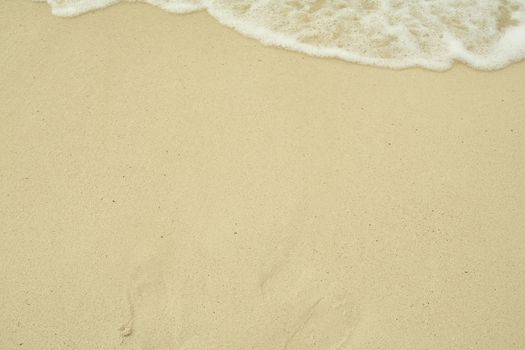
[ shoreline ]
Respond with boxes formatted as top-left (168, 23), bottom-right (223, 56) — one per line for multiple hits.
top-left (35, 0), bottom-right (525, 71)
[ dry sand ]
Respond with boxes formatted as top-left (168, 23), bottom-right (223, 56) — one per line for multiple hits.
top-left (1, 0), bottom-right (525, 349)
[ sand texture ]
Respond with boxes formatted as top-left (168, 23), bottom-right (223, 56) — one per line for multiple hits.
top-left (1, 1), bottom-right (525, 349)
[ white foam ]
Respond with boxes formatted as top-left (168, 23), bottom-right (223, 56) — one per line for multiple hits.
top-left (36, 0), bottom-right (525, 70)
top-left (35, 0), bottom-right (118, 16)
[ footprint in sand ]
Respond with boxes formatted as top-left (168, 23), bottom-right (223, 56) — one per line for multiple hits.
top-left (122, 240), bottom-right (209, 349)
top-left (122, 232), bottom-right (360, 349)
top-left (259, 255), bottom-right (362, 349)
top-left (280, 292), bottom-right (361, 350)
top-left (124, 257), bottom-right (182, 349)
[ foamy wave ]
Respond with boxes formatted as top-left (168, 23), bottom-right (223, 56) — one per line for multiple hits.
top-left (37, 0), bottom-right (525, 70)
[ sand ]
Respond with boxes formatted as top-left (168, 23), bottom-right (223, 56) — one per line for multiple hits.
top-left (1, 0), bottom-right (524, 349)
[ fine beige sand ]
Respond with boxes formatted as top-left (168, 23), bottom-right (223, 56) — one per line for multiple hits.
top-left (1, 1), bottom-right (524, 349)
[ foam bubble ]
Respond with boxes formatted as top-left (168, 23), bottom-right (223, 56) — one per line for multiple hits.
top-left (36, 0), bottom-right (525, 70)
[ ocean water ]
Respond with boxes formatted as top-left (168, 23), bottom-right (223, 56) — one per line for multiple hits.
top-left (37, 0), bottom-right (525, 70)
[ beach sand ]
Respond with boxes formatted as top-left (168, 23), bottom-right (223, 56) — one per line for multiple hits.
top-left (1, 0), bottom-right (524, 349)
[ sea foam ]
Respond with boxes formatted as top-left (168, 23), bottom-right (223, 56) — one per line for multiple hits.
top-left (37, 0), bottom-right (525, 70)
